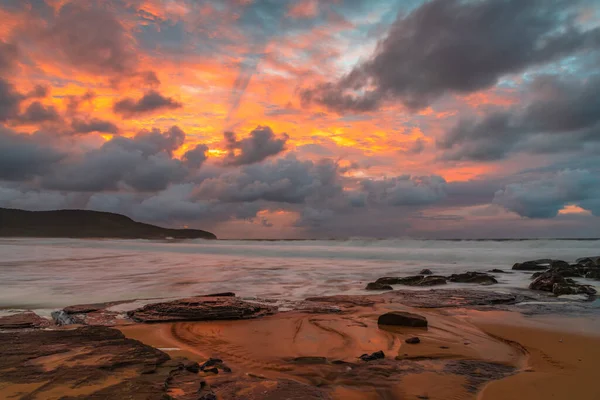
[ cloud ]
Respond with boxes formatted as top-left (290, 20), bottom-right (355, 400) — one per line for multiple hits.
top-left (71, 118), bottom-right (119, 134)
top-left (493, 169), bottom-right (600, 218)
top-left (439, 75), bottom-right (600, 160)
top-left (302, 0), bottom-right (600, 112)
top-left (183, 144), bottom-right (209, 168)
top-left (42, 126), bottom-right (188, 192)
top-left (0, 78), bottom-right (22, 121)
top-left (196, 154), bottom-right (341, 204)
top-left (223, 126), bottom-right (288, 166)
top-left (45, 2), bottom-right (136, 76)
top-left (113, 90), bottom-right (182, 117)
top-left (0, 127), bottom-right (65, 180)
top-left (15, 101), bottom-right (60, 124)
top-left (361, 175), bottom-right (447, 206)
top-left (0, 40), bottom-right (18, 73)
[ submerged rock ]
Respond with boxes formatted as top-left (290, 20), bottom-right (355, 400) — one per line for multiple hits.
top-left (0, 312), bottom-right (49, 330)
top-left (529, 270), bottom-right (597, 297)
top-left (419, 269), bottom-right (433, 275)
top-left (553, 283), bottom-right (596, 296)
top-left (378, 311), bottom-right (428, 327)
top-left (365, 282), bottom-right (393, 291)
top-left (127, 296), bottom-right (276, 323)
top-left (448, 272), bottom-right (498, 285)
top-left (488, 269), bottom-right (510, 274)
top-left (512, 260), bottom-right (551, 271)
top-left (359, 350), bottom-right (385, 361)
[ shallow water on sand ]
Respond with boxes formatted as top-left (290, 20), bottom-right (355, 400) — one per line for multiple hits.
top-left (1, 238), bottom-right (600, 309)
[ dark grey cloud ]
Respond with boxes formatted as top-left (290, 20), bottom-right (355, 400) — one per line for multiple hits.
top-left (15, 101), bottom-right (60, 124)
top-left (302, 0), bottom-right (600, 112)
top-left (26, 85), bottom-right (49, 99)
top-left (183, 144), bottom-right (209, 168)
top-left (361, 175), bottom-right (447, 206)
top-left (223, 126), bottom-right (288, 166)
top-left (196, 154), bottom-right (341, 204)
top-left (113, 90), bottom-right (182, 117)
top-left (71, 118), bottom-right (119, 134)
top-left (0, 127), bottom-right (65, 180)
top-left (42, 126), bottom-right (188, 192)
top-left (0, 78), bottom-right (22, 121)
top-left (493, 169), bottom-right (600, 218)
top-left (439, 75), bottom-right (600, 161)
top-left (0, 40), bottom-right (18, 73)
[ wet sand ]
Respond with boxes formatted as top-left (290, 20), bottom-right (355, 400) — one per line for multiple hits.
top-left (119, 304), bottom-right (600, 399)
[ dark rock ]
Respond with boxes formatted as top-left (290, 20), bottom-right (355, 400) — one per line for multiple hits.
top-left (0, 312), bottom-right (49, 330)
top-left (204, 367), bottom-right (219, 374)
top-left (365, 282), bottom-right (393, 291)
top-left (576, 256), bottom-right (600, 267)
top-left (200, 358), bottom-right (223, 370)
top-left (512, 260), bottom-right (551, 271)
top-left (550, 260), bottom-right (570, 269)
top-left (222, 365), bottom-right (232, 373)
top-left (378, 311), bottom-right (428, 327)
top-left (127, 296), bottom-right (276, 323)
top-left (51, 310), bottom-right (81, 326)
top-left (488, 269), bottom-right (510, 274)
top-left (419, 269), bottom-right (433, 275)
top-left (552, 283), bottom-right (596, 296)
top-left (359, 350), bottom-right (385, 362)
top-left (292, 356), bottom-right (328, 364)
top-left (530, 270), bottom-right (566, 292)
top-left (184, 361), bottom-right (200, 373)
top-left (585, 269), bottom-right (600, 280)
top-left (377, 275), bottom-right (446, 287)
top-left (405, 337), bottom-right (421, 344)
top-left (531, 271), bottom-right (544, 279)
top-left (201, 292), bottom-right (236, 297)
top-left (448, 272), bottom-right (498, 285)
top-left (418, 276), bottom-right (448, 286)
top-left (198, 394), bottom-right (217, 400)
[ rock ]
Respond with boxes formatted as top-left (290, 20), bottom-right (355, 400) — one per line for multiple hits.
top-left (377, 275), bottom-right (446, 287)
top-left (576, 256), bottom-right (600, 267)
top-left (553, 283), bottom-right (596, 296)
top-left (530, 270), bottom-right (566, 292)
top-left (200, 358), bottom-right (223, 370)
top-left (127, 296), bottom-right (276, 323)
top-left (378, 311), bottom-right (428, 328)
top-left (448, 272), bottom-right (498, 285)
top-left (550, 260), bottom-right (570, 269)
top-left (365, 282), bottom-right (393, 291)
top-left (198, 394), bottom-right (217, 400)
top-left (51, 310), bottom-right (81, 326)
top-left (419, 269), bottom-right (433, 275)
top-left (488, 269), bottom-right (510, 274)
top-left (292, 356), bottom-right (328, 364)
top-left (585, 269), bottom-right (600, 280)
top-left (531, 271), bottom-right (544, 279)
top-left (0, 312), bottom-right (49, 330)
top-left (405, 337), bottom-right (421, 344)
top-left (201, 292), bottom-right (236, 297)
top-left (204, 367), bottom-right (219, 374)
top-left (184, 361), bottom-right (200, 373)
top-left (512, 260), bottom-right (551, 271)
top-left (359, 350), bottom-right (385, 362)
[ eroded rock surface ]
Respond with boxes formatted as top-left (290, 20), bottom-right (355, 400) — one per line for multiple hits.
top-left (0, 312), bottom-right (49, 330)
top-left (128, 296), bottom-right (277, 323)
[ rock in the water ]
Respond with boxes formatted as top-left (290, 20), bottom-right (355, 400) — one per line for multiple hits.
top-left (419, 269), bottom-right (433, 275)
top-left (585, 269), bottom-right (600, 280)
top-left (127, 296), bottom-right (276, 323)
top-left (553, 283), bottom-right (596, 296)
top-left (0, 312), bottom-right (49, 330)
top-left (488, 269), bottom-right (510, 274)
top-left (448, 272), bottom-right (498, 285)
top-left (359, 350), bottom-right (385, 361)
top-left (550, 260), bottom-right (570, 269)
top-left (378, 311), bottom-right (428, 327)
top-left (377, 275), bottom-right (446, 287)
top-left (576, 256), bottom-right (600, 267)
top-left (365, 282), bottom-right (393, 291)
top-left (405, 337), bottom-right (421, 344)
top-left (512, 260), bottom-right (551, 271)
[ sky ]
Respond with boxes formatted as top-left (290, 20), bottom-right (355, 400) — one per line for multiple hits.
top-left (1, 0), bottom-right (600, 239)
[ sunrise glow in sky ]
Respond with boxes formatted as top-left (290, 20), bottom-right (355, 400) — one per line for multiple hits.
top-left (1, 0), bottom-right (600, 238)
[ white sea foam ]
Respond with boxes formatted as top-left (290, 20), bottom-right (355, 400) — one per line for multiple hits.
top-left (1, 238), bottom-right (599, 310)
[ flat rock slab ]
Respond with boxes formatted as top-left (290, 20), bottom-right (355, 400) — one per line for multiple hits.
top-left (127, 296), bottom-right (277, 323)
top-left (0, 312), bottom-right (49, 330)
top-left (0, 326), bottom-right (206, 399)
top-left (383, 289), bottom-right (521, 308)
top-left (378, 311), bottom-right (428, 327)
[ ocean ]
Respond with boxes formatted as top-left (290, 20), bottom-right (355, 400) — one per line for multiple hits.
top-left (1, 238), bottom-right (600, 312)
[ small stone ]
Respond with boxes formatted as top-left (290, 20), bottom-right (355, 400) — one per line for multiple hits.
top-left (439, 346), bottom-right (450, 349)
top-left (419, 269), bottom-right (433, 275)
top-left (359, 350), bottom-right (385, 362)
top-left (405, 337), bottom-right (421, 344)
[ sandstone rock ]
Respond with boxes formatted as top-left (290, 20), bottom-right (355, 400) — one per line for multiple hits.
top-left (0, 312), bottom-right (49, 330)
top-left (419, 269), bottom-right (433, 275)
top-left (127, 296), bottom-right (276, 323)
top-left (448, 272), bottom-right (498, 285)
top-left (378, 311), bottom-right (428, 327)
top-left (405, 337), bottom-right (421, 344)
top-left (359, 350), bottom-right (385, 361)
top-left (365, 282), bottom-right (393, 291)
top-left (184, 361), bottom-right (200, 373)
